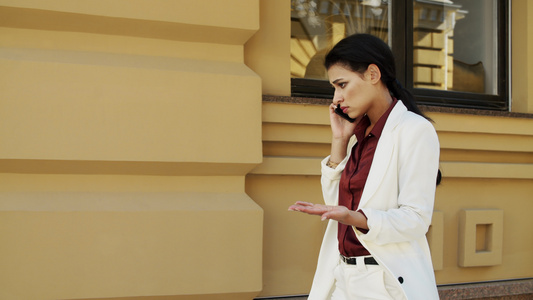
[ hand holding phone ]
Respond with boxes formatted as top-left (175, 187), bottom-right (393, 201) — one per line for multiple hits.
top-left (334, 104), bottom-right (356, 123)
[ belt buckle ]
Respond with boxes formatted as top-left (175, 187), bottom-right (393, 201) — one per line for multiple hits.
top-left (341, 255), bottom-right (377, 265)
top-left (340, 254), bottom-right (357, 265)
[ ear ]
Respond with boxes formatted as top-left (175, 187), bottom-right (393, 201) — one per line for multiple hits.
top-left (366, 64), bottom-right (382, 84)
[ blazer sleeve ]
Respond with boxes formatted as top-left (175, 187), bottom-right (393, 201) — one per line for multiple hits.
top-left (320, 136), bottom-right (356, 206)
top-left (358, 117), bottom-right (440, 245)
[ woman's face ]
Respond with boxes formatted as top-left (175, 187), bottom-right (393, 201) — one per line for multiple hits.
top-left (327, 63), bottom-right (377, 121)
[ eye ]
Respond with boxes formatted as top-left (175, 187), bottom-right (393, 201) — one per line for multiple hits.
top-left (339, 82), bottom-right (347, 88)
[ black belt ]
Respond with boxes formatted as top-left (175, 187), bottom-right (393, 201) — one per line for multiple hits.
top-left (340, 255), bottom-right (378, 265)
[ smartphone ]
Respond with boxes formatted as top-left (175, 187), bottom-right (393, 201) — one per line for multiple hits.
top-left (334, 104), bottom-right (356, 123)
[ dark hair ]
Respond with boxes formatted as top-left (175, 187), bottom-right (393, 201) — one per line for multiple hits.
top-left (324, 33), bottom-right (429, 120)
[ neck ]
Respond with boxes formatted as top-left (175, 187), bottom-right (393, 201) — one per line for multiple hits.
top-left (367, 90), bottom-right (393, 126)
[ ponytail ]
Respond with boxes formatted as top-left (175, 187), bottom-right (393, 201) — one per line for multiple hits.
top-left (387, 78), bottom-right (431, 122)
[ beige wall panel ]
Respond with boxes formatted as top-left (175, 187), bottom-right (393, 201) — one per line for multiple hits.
top-left (512, 0), bottom-right (533, 113)
top-left (437, 132), bottom-right (533, 152)
top-left (246, 174), bottom-right (326, 297)
top-left (0, 174), bottom-right (263, 299)
top-left (0, 204), bottom-right (262, 299)
top-left (0, 174), bottom-right (246, 195)
top-left (0, 5), bottom-right (258, 46)
top-left (245, 0), bottom-right (291, 96)
top-left (0, 51), bottom-right (262, 165)
top-left (263, 123), bottom-right (332, 144)
top-left (441, 162), bottom-right (533, 180)
top-left (263, 102), bottom-right (330, 125)
top-left (429, 112), bottom-right (533, 136)
top-left (0, 27), bottom-right (245, 63)
top-left (440, 149), bottom-right (533, 164)
top-left (251, 158), bottom-right (533, 180)
top-left (0, 0), bottom-right (259, 37)
top-left (250, 157), bottom-right (322, 176)
top-left (0, 159), bottom-right (260, 177)
top-left (263, 142), bottom-right (331, 158)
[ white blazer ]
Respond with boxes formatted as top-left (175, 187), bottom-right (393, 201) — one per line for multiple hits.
top-left (308, 101), bottom-right (440, 300)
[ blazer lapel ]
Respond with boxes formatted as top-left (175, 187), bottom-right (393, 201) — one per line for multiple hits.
top-left (359, 101), bottom-right (407, 207)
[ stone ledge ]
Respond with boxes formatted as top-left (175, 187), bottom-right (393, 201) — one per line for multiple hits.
top-left (438, 279), bottom-right (533, 300)
top-left (263, 95), bottom-right (533, 119)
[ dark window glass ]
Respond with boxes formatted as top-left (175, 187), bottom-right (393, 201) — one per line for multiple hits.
top-left (290, 0), bottom-right (509, 110)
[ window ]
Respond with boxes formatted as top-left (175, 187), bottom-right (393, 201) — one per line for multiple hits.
top-left (290, 0), bottom-right (509, 110)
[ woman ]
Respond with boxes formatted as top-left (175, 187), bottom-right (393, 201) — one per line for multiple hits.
top-left (289, 34), bottom-right (440, 300)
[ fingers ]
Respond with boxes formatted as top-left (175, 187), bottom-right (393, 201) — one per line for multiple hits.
top-left (321, 213), bottom-right (329, 221)
top-left (288, 201), bottom-right (313, 210)
top-left (288, 203), bottom-right (331, 219)
top-left (288, 204), bottom-right (313, 212)
top-left (294, 201), bottom-right (314, 206)
top-left (287, 205), bottom-right (300, 212)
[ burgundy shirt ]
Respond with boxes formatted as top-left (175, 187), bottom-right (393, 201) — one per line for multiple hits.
top-left (338, 99), bottom-right (398, 257)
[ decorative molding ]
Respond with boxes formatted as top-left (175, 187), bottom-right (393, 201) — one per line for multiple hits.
top-left (250, 158), bottom-right (533, 179)
top-left (458, 209), bottom-right (504, 267)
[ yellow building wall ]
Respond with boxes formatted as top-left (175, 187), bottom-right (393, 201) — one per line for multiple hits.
top-left (244, 0), bottom-right (533, 298)
top-left (1, 0), bottom-right (532, 299)
top-left (0, 1), bottom-right (263, 299)
top-left (512, 0), bottom-right (533, 113)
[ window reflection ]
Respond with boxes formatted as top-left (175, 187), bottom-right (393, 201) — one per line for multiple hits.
top-left (290, 0), bottom-right (500, 96)
top-left (291, 0), bottom-right (391, 80)
top-left (413, 0), bottom-right (498, 95)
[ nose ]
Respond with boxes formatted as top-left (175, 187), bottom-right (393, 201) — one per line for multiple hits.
top-left (332, 90), bottom-right (343, 105)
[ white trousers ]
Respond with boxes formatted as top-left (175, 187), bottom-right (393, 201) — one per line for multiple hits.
top-left (331, 257), bottom-right (407, 300)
